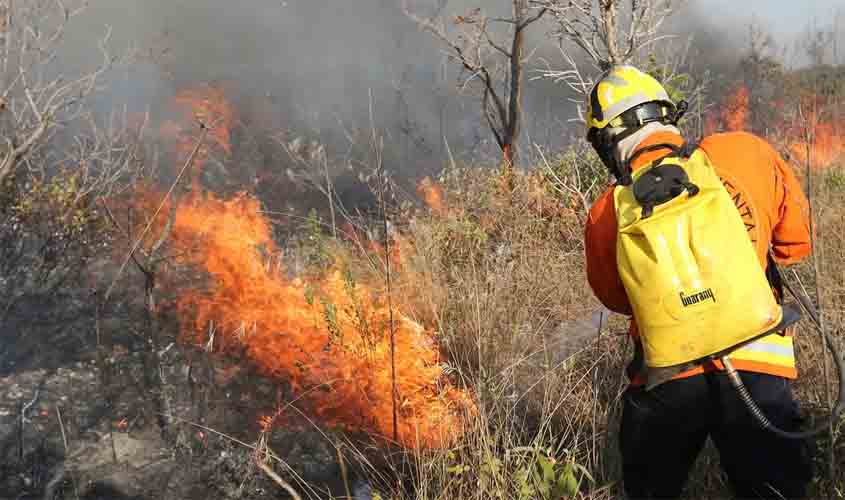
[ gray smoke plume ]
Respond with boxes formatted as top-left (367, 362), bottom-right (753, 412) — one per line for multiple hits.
top-left (52, 0), bottom-right (840, 185)
top-left (56, 0), bottom-right (581, 172)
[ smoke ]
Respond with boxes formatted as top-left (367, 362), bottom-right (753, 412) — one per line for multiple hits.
top-left (53, 0), bottom-right (842, 184)
top-left (56, 0), bottom-right (581, 174)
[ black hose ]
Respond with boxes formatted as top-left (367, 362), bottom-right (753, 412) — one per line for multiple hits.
top-left (721, 275), bottom-right (845, 440)
top-left (722, 354), bottom-right (845, 439)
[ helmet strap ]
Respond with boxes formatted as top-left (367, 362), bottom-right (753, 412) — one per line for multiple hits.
top-left (590, 125), bottom-right (642, 186)
top-left (668, 100), bottom-right (689, 125)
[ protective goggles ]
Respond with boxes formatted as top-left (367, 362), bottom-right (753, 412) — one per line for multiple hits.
top-left (607, 101), bottom-right (672, 129)
top-left (587, 101), bottom-right (675, 146)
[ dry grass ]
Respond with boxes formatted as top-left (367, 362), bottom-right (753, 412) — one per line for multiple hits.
top-left (329, 160), bottom-right (627, 499)
top-left (335, 155), bottom-right (845, 499)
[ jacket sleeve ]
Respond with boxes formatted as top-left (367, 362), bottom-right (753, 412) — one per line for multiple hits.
top-left (770, 146), bottom-right (812, 264)
top-left (584, 189), bottom-right (632, 315)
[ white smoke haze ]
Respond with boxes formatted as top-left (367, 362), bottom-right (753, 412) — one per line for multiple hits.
top-left (50, 0), bottom-right (844, 182)
top-left (54, 0), bottom-right (576, 171)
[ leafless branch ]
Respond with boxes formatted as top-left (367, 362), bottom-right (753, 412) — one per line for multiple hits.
top-left (521, 7), bottom-right (548, 28)
top-left (403, 0), bottom-right (546, 170)
top-left (256, 460), bottom-right (303, 500)
top-left (534, 0), bottom-right (681, 83)
top-left (0, 0), bottom-right (119, 185)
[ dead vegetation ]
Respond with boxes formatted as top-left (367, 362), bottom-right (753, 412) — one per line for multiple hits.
top-left (0, 1), bottom-right (844, 499)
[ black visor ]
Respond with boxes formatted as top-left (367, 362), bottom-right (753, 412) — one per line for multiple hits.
top-left (608, 101), bottom-right (672, 129)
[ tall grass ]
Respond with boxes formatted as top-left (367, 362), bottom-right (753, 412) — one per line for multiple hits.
top-left (337, 153), bottom-right (845, 499)
top-left (327, 157), bottom-right (623, 499)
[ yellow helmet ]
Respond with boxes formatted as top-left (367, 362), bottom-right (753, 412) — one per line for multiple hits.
top-left (585, 65), bottom-right (675, 136)
top-left (585, 65), bottom-right (686, 185)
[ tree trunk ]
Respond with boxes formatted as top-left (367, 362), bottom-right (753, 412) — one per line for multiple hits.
top-left (601, 0), bottom-right (619, 67)
top-left (502, 0), bottom-right (528, 176)
top-left (500, 143), bottom-right (515, 191)
top-left (503, 143), bottom-right (515, 169)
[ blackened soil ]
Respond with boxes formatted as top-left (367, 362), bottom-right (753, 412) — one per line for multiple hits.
top-left (0, 335), bottom-right (372, 500)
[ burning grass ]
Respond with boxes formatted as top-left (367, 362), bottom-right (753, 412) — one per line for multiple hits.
top-left (333, 163), bottom-right (630, 499)
top-left (93, 71), bottom-right (845, 498)
top-left (346, 155), bottom-right (845, 499)
top-left (158, 190), bottom-right (477, 450)
top-left (705, 83), bottom-right (845, 169)
top-left (161, 84), bottom-right (236, 190)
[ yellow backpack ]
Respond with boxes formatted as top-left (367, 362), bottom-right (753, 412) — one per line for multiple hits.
top-left (613, 143), bottom-right (796, 380)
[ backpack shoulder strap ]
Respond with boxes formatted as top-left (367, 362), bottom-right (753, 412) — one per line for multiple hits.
top-left (625, 143), bottom-right (680, 171)
top-left (765, 251), bottom-right (785, 304)
top-left (678, 141), bottom-right (699, 159)
top-left (625, 139), bottom-right (698, 173)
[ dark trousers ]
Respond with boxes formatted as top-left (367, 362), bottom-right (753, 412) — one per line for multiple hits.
top-left (620, 371), bottom-right (814, 499)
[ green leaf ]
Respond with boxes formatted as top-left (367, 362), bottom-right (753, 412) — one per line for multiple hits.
top-left (446, 464), bottom-right (469, 475)
top-left (557, 462), bottom-right (581, 498)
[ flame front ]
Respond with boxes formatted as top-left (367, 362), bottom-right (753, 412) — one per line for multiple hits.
top-left (787, 111), bottom-right (845, 169)
top-left (161, 84), bottom-right (235, 190)
top-left (167, 192), bottom-right (474, 449)
top-left (417, 176), bottom-right (446, 215)
top-left (705, 84), bottom-right (844, 169)
top-left (722, 84), bottom-right (750, 132)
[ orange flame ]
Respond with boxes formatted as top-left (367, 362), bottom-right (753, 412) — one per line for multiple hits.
top-left (786, 109), bottom-right (845, 169)
top-left (161, 84), bottom-right (235, 190)
top-left (703, 84), bottom-right (750, 135)
top-left (721, 84), bottom-right (749, 132)
top-left (417, 176), bottom-right (445, 215)
top-left (167, 191), bottom-right (474, 449)
top-left (135, 82), bottom-right (474, 449)
top-left (705, 84), bottom-right (843, 169)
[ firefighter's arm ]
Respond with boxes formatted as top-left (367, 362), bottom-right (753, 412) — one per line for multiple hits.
top-left (771, 148), bottom-right (812, 264)
top-left (584, 190), bottom-right (633, 315)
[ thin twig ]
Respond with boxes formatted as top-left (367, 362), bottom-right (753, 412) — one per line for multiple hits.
top-left (369, 88), bottom-right (399, 444)
top-left (256, 460), bottom-right (303, 500)
top-left (800, 103), bottom-right (836, 483)
top-left (55, 405), bottom-right (80, 500)
top-left (21, 388), bottom-right (39, 421)
top-left (56, 405), bottom-right (69, 452)
top-left (161, 412), bottom-right (256, 450)
top-left (323, 155), bottom-right (337, 239)
top-left (42, 464), bottom-right (66, 500)
top-left (18, 400), bottom-right (23, 461)
top-left (337, 443), bottom-right (353, 500)
top-left (104, 125), bottom-right (209, 301)
top-left (444, 134), bottom-right (458, 171)
top-left (380, 137), bottom-right (399, 445)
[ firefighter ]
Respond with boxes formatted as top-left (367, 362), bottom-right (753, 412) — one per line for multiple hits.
top-left (583, 65), bottom-right (814, 499)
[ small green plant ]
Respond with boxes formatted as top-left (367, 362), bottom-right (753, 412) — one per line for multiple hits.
top-left (644, 53), bottom-right (693, 105)
top-left (542, 145), bottom-right (608, 205)
top-left (512, 447), bottom-right (594, 500)
top-left (823, 166), bottom-right (845, 192)
top-left (301, 208), bottom-right (333, 272)
top-left (339, 264), bottom-right (378, 349)
top-left (320, 296), bottom-right (341, 346)
top-left (439, 443), bottom-right (594, 500)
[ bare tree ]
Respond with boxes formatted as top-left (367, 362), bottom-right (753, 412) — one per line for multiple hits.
top-left (0, 1), bottom-right (135, 372)
top-left (737, 22), bottom-right (786, 135)
top-left (0, 0), bottom-right (118, 186)
top-left (403, 0), bottom-right (546, 175)
top-left (534, 0), bottom-right (680, 107)
top-left (801, 18), bottom-right (835, 68)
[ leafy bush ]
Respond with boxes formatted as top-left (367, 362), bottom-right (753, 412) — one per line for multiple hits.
top-left (0, 170), bottom-right (112, 371)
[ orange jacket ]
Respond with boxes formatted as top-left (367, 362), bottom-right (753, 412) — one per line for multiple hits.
top-left (585, 131), bottom-right (812, 380)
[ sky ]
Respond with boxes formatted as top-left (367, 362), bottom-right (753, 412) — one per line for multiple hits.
top-left (49, 0), bottom-right (845, 170)
top-left (688, 0), bottom-right (844, 66)
top-left (704, 0), bottom-right (842, 35)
